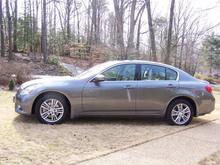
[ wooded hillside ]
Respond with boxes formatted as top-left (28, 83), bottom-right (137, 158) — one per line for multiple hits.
top-left (0, 0), bottom-right (220, 76)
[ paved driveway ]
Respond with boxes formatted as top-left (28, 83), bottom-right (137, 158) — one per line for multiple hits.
top-left (78, 119), bottom-right (220, 165)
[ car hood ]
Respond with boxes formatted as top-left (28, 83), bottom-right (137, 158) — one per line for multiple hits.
top-left (20, 76), bottom-right (75, 89)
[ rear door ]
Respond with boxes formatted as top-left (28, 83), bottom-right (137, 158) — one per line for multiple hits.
top-left (136, 64), bottom-right (179, 115)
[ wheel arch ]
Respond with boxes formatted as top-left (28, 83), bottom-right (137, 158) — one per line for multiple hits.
top-left (165, 96), bottom-right (197, 117)
top-left (32, 91), bottom-right (71, 117)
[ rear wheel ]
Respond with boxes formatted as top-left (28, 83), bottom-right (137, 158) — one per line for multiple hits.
top-left (35, 94), bottom-right (69, 124)
top-left (166, 99), bottom-right (193, 126)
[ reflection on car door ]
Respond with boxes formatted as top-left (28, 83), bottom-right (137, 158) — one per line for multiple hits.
top-left (136, 64), bottom-right (179, 115)
top-left (82, 64), bottom-right (138, 115)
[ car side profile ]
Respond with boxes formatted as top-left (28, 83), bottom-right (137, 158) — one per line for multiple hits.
top-left (14, 60), bottom-right (215, 125)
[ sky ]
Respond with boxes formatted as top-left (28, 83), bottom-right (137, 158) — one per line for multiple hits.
top-left (150, 0), bottom-right (220, 33)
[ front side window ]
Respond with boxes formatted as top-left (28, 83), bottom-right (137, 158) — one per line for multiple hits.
top-left (141, 65), bottom-right (166, 80)
top-left (103, 64), bottom-right (136, 81)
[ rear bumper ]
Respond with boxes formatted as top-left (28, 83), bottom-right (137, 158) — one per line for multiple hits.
top-left (196, 94), bottom-right (215, 116)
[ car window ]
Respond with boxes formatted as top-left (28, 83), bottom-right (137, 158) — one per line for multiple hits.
top-left (141, 65), bottom-right (165, 80)
top-left (166, 68), bottom-right (177, 80)
top-left (103, 64), bottom-right (136, 81)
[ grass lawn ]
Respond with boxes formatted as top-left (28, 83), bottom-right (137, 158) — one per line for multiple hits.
top-left (0, 89), bottom-right (219, 165)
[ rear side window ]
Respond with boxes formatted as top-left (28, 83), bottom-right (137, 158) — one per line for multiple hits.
top-left (166, 68), bottom-right (177, 80)
top-left (141, 64), bottom-right (178, 81)
top-left (141, 65), bottom-right (165, 80)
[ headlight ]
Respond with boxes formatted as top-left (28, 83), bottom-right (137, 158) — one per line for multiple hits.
top-left (20, 85), bottom-right (38, 95)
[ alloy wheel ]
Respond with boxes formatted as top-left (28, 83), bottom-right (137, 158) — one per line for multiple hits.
top-left (39, 99), bottom-right (64, 123)
top-left (171, 103), bottom-right (191, 125)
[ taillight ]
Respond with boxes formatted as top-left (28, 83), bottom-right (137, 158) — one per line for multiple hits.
top-left (205, 84), bottom-right (212, 93)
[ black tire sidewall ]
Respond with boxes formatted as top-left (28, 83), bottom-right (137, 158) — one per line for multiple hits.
top-left (166, 99), bottom-right (193, 126)
top-left (35, 94), bottom-right (69, 124)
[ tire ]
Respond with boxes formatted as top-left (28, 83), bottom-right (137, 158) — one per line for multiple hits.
top-left (166, 99), bottom-right (194, 126)
top-left (35, 93), bottom-right (69, 124)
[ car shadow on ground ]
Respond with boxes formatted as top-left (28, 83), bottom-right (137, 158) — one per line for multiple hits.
top-left (13, 114), bottom-right (211, 126)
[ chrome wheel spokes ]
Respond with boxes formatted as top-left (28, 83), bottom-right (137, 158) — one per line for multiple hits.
top-left (40, 99), bottom-right (64, 123)
top-left (171, 103), bottom-right (191, 125)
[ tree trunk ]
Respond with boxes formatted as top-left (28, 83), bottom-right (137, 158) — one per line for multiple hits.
top-left (136, 7), bottom-right (144, 57)
top-left (113, 0), bottom-right (125, 60)
top-left (91, 0), bottom-right (97, 44)
top-left (179, 19), bottom-right (186, 69)
top-left (0, 0), bottom-right (5, 57)
top-left (145, 0), bottom-right (157, 61)
top-left (126, 0), bottom-right (137, 59)
top-left (74, 0), bottom-right (80, 43)
top-left (66, 0), bottom-right (71, 43)
top-left (29, 0), bottom-right (33, 53)
top-left (6, 0), bottom-right (13, 61)
top-left (165, 0), bottom-right (175, 64)
top-left (42, 0), bottom-right (48, 63)
top-left (13, 0), bottom-right (18, 52)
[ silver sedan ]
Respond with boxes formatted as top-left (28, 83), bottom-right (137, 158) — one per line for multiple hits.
top-left (14, 60), bottom-right (215, 125)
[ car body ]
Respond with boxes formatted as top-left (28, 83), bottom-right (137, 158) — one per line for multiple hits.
top-left (14, 60), bottom-right (215, 125)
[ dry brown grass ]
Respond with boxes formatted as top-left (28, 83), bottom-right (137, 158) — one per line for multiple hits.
top-left (0, 90), bottom-right (219, 165)
top-left (200, 151), bottom-right (220, 165)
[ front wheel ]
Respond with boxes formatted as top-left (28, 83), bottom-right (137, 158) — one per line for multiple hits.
top-left (166, 99), bottom-right (194, 126)
top-left (35, 94), bottom-right (69, 124)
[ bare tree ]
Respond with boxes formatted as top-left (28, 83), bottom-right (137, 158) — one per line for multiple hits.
top-left (66, 0), bottom-right (74, 43)
top-left (113, 0), bottom-right (125, 60)
top-left (136, 6), bottom-right (145, 56)
top-left (145, 0), bottom-right (157, 61)
top-left (6, 0), bottom-right (13, 61)
top-left (0, 0), bottom-right (5, 57)
top-left (42, 0), bottom-right (48, 63)
top-left (126, 0), bottom-right (137, 59)
top-left (165, 0), bottom-right (175, 64)
top-left (13, 0), bottom-right (18, 52)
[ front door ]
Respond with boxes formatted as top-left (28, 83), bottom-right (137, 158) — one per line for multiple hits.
top-left (82, 64), bottom-right (138, 114)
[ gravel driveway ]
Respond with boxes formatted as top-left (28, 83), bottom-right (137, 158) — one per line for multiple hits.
top-left (0, 90), bottom-right (218, 165)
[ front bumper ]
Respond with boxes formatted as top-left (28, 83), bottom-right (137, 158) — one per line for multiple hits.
top-left (14, 94), bottom-right (34, 115)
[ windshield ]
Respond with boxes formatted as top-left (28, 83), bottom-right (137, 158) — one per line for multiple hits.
top-left (75, 61), bottom-right (117, 79)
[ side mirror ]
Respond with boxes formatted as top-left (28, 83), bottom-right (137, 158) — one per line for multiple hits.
top-left (93, 74), bottom-right (105, 82)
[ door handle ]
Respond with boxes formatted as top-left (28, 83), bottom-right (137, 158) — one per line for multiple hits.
top-left (124, 85), bottom-right (135, 89)
top-left (167, 84), bottom-right (176, 88)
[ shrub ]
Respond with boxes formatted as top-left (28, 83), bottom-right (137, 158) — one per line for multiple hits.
top-left (204, 77), bottom-right (216, 84)
top-left (194, 73), bottom-right (217, 84)
top-left (48, 56), bottom-right (59, 65)
top-left (8, 79), bottom-right (15, 91)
